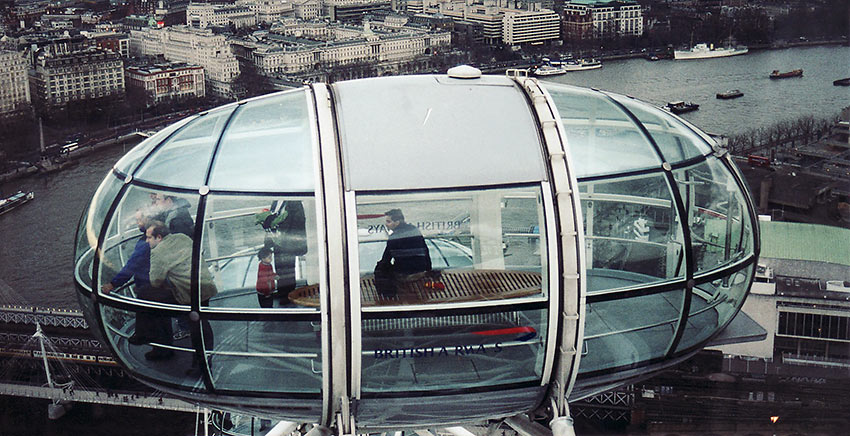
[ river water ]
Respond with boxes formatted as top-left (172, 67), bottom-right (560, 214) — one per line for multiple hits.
top-left (1, 45), bottom-right (848, 309)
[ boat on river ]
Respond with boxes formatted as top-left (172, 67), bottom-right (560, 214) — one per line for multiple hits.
top-left (833, 77), bottom-right (850, 86)
top-left (716, 89), bottom-right (744, 99)
top-left (674, 43), bottom-right (748, 60)
top-left (562, 58), bottom-right (602, 71)
top-left (531, 64), bottom-right (567, 76)
top-left (666, 101), bottom-right (699, 114)
top-left (0, 191), bottom-right (34, 216)
top-left (770, 69), bottom-right (803, 79)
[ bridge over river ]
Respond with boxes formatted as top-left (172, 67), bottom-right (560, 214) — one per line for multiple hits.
top-left (0, 304), bottom-right (200, 414)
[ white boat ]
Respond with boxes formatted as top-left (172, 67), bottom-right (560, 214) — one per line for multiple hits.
top-left (0, 191), bottom-right (34, 216)
top-left (532, 65), bottom-right (567, 76)
top-left (674, 43), bottom-right (748, 60)
top-left (562, 59), bottom-right (602, 71)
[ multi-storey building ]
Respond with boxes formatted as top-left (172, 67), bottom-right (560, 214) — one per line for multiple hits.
top-left (502, 7), bottom-right (560, 45)
top-left (293, 0), bottom-right (321, 20)
top-left (81, 31), bottom-right (131, 58)
top-left (232, 19), bottom-right (450, 81)
top-left (0, 49), bottom-right (32, 119)
top-left (424, 2), bottom-right (504, 45)
top-left (187, 3), bottom-right (257, 29)
top-left (563, 0), bottom-right (643, 40)
top-left (712, 221), bottom-right (850, 373)
top-left (324, 0), bottom-right (392, 23)
top-left (125, 62), bottom-right (205, 107)
top-left (29, 47), bottom-right (125, 110)
top-left (130, 25), bottom-right (240, 98)
top-left (236, 0), bottom-right (295, 24)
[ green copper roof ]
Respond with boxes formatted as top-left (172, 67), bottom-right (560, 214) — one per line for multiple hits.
top-left (760, 221), bottom-right (850, 266)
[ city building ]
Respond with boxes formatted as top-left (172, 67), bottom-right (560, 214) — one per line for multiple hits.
top-left (292, 0), bottom-right (321, 20)
top-left (711, 221), bottom-right (850, 375)
top-left (324, 0), bottom-right (392, 23)
top-left (232, 19), bottom-right (450, 81)
top-left (186, 3), bottom-right (257, 29)
top-left (29, 47), bottom-right (125, 110)
top-left (423, 2), bottom-right (504, 45)
top-left (502, 7), bottom-right (560, 46)
top-left (563, 0), bottom-right (643, 40)
top-left (130, 25), bottom-right (240, 98)
top-left (125, 62), bottom-right (205, 107)
top-left (236, 0), bottom-right (295, 24)
top-left (0, 49), bottom-right (32, 119)
top-left (81, 31), bottom-right (131, 58)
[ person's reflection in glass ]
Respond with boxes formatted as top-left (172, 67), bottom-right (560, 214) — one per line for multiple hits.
top-left (374, 208), bottom-right (431, 299)
top-left (256, 200), bottom-right (306, 306)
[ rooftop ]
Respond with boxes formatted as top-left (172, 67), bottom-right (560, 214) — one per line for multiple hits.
top-left (760, 221), bottom-right (850, 266)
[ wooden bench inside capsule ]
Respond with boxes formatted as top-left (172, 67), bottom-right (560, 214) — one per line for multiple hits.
top-left (289, 269), bottom-right (542, 307)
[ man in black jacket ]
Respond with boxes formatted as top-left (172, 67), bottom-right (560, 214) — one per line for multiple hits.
top-left (374, 209), bottom-right (431, 298)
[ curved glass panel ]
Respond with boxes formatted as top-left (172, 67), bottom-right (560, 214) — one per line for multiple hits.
top-left (201, 194), bottom-right (320, 310)
top-left (542, 83), bottom-right (662, 179)
top-left (101, 305), bottom-right (201, 389)
top-left (677, 264), bottom-right (754, 352)
top-left (607, 94), bottom-right (712, 163)
top-left (98, 186), bottom-right (199, 306)
top-left (134, 108), bottom-right (236, 188)
top-left (209, 91), bottom-right (315, 192)
top-left (361, 308), bottom-right (547, 393)
top-left (676, 159), bottom-right (753, 274)
top-left (354, 186), bottom-right (548, 307)
top-left (114, 116), bottom-right (197, 175)
top-left (335, 76), bottom-right (546, 190)
top-left (75, 172), bottom-right (124, 289)
top-left (580, 174), bottom-right (685, 292)
top-left (579, 289), bottom-right (684, 374)
top-left (207, 319), bottom-right (322, 393)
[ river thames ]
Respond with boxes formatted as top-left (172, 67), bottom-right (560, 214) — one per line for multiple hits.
top-left (1, 44), bottom-right (849, 309)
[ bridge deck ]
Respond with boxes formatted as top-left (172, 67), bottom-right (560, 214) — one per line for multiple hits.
top-left (0, 382), bottom-right (198, 413)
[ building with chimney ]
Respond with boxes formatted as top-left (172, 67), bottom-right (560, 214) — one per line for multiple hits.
top-left (29, 47), bottom-right (125, 110)
top-left (125, 61), bottom-right (205, 107)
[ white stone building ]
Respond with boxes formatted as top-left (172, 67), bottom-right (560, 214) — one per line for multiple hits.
top-left (187, 3), bottom-right (257, 29)
top-left (130, 26), bottom-right (240, 98)
top-left (0, 49), bottom-right (31, 118)
top-left (236, 0), bottom-right (295, 24)
top-left (234, 20), bottom-right (450, 78)
top-left (293, 0), bottom-right (321, 20)
top-left (502, 8), bottom-right (560, 45)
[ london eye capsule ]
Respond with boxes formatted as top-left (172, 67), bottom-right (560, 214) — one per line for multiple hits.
top-left (73, 67), bottom-right (759, 432)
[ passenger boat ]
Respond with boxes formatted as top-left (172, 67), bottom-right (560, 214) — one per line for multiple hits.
top-left (674, 43), bottom-right (748, 60)
top-left (562, 58), bottom-right (602, 71)
top-left (531, 65), bottom-right (567, 77)
top-left (716, 89), bottom-right (744, 99)
top-left (666, 101), bottom-right (699, 114)
top-left (833, 77), bottom-right (850, 86)
top-left (769, 69), bottom-right (803, 79)
top-left (0, 191), bottom-right (34, 216)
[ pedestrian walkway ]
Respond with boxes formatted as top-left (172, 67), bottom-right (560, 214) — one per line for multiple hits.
top-left (0, 382), bottom-right (197, 412)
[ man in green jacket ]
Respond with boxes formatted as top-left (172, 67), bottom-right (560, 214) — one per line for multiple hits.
top-left (140, 222), bottom-right (217, 366)
top-left (148, 222), bottom-right (217, 304)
